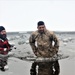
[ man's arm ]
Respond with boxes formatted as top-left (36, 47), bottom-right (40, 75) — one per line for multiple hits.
top-left (51, 32), bottom-right (59, 53)
top-left (0, 40), bottom-right (12, 52)
top-left (29, 34), bottom-right (37, 55)
top-left (0, 47), bottom-right (8, 52)
top-left (0, 48), bottom-right (5, 51)
top-left (53, 34), bottom-right (59, 48)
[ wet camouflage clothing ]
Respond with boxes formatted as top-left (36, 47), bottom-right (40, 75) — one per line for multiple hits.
top-left (38, 61), bottom-right (60, 75)
top-left (30, 61), bottom-right (60, 75)
top-left (29, 29), bottom-right (59, 57)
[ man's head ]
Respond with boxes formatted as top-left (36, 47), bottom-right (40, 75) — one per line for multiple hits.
top-left (37, 21), bottom-right (46, 34)
top-left (0, 26), bottom-right (7, 40)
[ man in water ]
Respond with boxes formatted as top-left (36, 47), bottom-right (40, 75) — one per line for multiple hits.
top-left (29, 21), bottom-right (60, 75)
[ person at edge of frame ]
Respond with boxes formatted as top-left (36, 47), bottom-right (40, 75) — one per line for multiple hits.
top-left (0, 26), bottom-right (13, 71)
top-left (29, 21), bottom-right (60, 75)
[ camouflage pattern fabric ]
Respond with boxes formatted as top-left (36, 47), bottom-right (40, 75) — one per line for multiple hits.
top-left (29, 29), bottom-right (59, 57)
top-left (30, 61), bottom-right (60, 75)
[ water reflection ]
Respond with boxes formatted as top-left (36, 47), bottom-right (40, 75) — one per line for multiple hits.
top-left (30, 61), bottom-right (60, 75)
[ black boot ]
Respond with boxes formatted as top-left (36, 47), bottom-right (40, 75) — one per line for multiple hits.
top-left (0, 67), bottom-right (5, 72)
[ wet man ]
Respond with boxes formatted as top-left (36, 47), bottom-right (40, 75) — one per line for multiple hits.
top-left (29, 21), bottom-right (60, 75)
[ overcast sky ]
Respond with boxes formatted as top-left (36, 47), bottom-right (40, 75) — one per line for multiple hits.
top-left (0, 0), bottom-right (75, 32)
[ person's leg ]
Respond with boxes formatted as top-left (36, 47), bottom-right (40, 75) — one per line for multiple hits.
top-left (0, 60), bottom-right (6, 71)
top-left (0, 59), bottom-right (8, 71)
top-left (30, 62), bottom-right (37, 75)
top-left (53, 61), bottom-right (60, 75)
top-left (38, 62), bottom-right (54, 75)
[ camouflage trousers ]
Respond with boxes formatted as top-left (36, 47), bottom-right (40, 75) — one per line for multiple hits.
top-left (30, 61), bottom-right (60, 75)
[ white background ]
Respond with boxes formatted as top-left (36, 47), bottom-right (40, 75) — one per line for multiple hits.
top-left (0, 0), bottom-right (75, 32)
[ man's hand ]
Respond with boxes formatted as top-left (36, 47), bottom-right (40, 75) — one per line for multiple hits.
top-left (34, 47), bottom-right (38, 56)
top-left (9, 45), bottom-right (16, 51)
top-left (3, 48), bottom-right (11, 53)
top-left (4, 48), bottom-right (7, 51)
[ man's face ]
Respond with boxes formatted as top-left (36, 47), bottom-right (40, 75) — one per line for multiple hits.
top-left (0, 30), bottom-right (7, 38)
top-left (0, 30), bottom-right (6, 35)
top-left (37, 25), bottom-right (46, 34)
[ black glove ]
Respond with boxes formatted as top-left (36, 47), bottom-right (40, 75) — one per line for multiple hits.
top-left (9, 46), bottom-right (16, 52)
